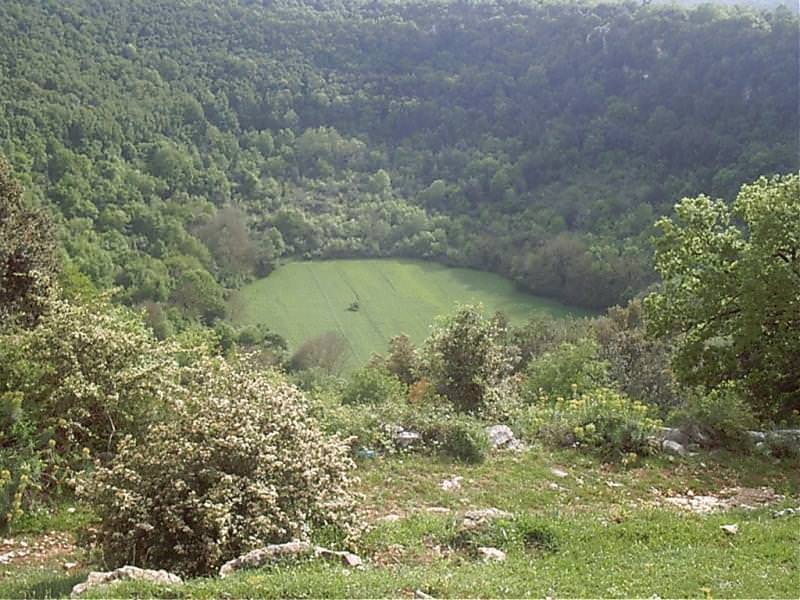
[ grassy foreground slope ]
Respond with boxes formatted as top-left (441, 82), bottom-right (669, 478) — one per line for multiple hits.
top-left (2, 450), bottom-right (798, 599)
top-left (230, 259), bottom-right (589, 368)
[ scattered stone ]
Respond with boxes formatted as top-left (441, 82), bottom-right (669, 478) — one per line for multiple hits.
top-left (606, 480), bottom-right (623, 488)
top-left (661, 439), bottom-right (687, 457)
top-left (486, 425), bottom-right (515, 448)
top-left (682, 423), bottom-right (711, 446)
top-left (462, 508), bottom-right (513, 529)
top-left (63, 562), bottom-right (79, 570)
top-left (477, 546), bottom-right (506, 562)
top-left (662, 486), bottom-right (784, 514)
top-left (720, 524), bottom-right (739, 535)
top-left (771, 429), bottom-right (800, 439)
top-left (550, 467), bottom-right (569, 478)
top-left (548, 482), bottom-right (563, 491)
top-left (440, 476), bottom-right (463, 491)
top-left (219, 542), bottom-right (364, 578)
top-left (425, 506), bottom-right (451, 515)
top-left (415, 590), bottom-right (436, 599)
top-left (314, 547), bottom-right (364, 569)
top-left (71, 566), bottom-right (182, 597)
top-left (219, 541), bottom-right (313, 578)
top-left (394, 430), bottom-right (422, 449)
top-left (773, 507), bottom-right (799, 518)
top-left (67, 507), bottom-right (77, 514)
top-left (659, 427), bottom-right (690, 446)
top-left (378, 513), bottom-right (403, 523)
top-left (663, 493), bottom-right (726, 514)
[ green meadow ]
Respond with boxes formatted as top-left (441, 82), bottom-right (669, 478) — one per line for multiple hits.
top-left (230, 259), bottom-right (590, 369)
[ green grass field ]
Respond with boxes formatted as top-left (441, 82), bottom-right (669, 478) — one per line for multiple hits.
top-left (3, 450), bottom-right (798, 599)
top-left (230, 259), bottom-right (590, 369)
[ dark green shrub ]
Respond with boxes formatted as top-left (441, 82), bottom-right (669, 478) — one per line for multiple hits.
top-left (423, 305), bottom-right (518, 413)
top-left (341, 366), bottom-right (406, 405)
top-left (429, 418), bottom-right (491, 464)
top-left (522, 339), bottom-right (608, 402)
top-left (669, 383), bottom-right (757, 449)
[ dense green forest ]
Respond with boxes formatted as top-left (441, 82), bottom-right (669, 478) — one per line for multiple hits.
top-left (1, 0), bottom-right (796, 329)
top-left (1, 2), bottom-right (799, 595)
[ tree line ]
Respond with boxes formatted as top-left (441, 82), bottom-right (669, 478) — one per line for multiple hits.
top-left (0, 0), bottom-right (796, 329)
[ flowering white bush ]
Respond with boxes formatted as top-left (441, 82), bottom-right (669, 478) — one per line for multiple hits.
top-left (1, 296), bottom-right (181, 456)
top-left (0, 295), bottom-right (181, 531)
top-left (81, 358), bottom-right (360, 576)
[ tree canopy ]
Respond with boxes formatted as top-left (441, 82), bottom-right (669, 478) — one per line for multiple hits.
top-left (645, 174), bottom-right (800, 418)
top-left (0, 157), bottom-right (58, 325)
top-left (0, 0), bottom-right (796, 324)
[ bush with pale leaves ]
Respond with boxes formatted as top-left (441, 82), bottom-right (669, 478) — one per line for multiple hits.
top-left (80, 359), bottom-right (360, 577)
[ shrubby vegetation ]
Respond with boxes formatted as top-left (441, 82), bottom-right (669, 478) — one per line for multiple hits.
top-left (0, 1), bottom-right (798, 588)
top-left (668, 384), bottom-right (757, 450)
top-left (0, 0), bottom-right (796, 333)
top-left (0, 157), bottom-right (58, 326)
top-left (81, 358), bottom-right (360, 577)
top-left (533, 388), bottom-right (662, 459)
top-left (424, 306), bottom-right (518, 413)
top-left (645, 174), bottom-right (800, 419)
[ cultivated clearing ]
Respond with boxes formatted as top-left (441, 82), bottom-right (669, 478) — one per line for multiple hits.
top-left (230, 259), bottom-right (589, 369)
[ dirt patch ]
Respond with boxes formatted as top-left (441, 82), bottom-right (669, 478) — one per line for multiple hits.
top-left (656, 486), bottom-right (784, 514)
top-left (0, 533), bottom-right (78, 569)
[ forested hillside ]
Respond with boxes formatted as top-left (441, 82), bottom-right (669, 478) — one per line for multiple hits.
top-left (1, 0), bottom-right (796, 324)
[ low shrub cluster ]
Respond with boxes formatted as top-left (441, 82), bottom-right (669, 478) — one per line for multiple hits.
top-left (521, 339), bottom-right (608, 402)
top-left (317, 387), bottom-right (491, 464)
top-left (0, 296), bottom-right (180, 532)
top-left (532, 387), bottom-right (661, 459)
top-left (448, 515), bottom-right (559, 556)
top-left (668, 383), bottom-right (757, 450)
top-left (80, 358), bottom-right (360, 577)
top-left (406, 411), bottom-right (491, 464)
top-left (341, 366), bottom-right (406, 406)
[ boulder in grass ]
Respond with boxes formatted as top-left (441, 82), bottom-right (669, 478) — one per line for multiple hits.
top-left (661, 439), bottom-right (687, 457)
top-left (462, 507), bottom-right (513, 529)
top-left (314, 546), bottom-right (364, 568)
top-left (486, 425), bottom-right (514, 447)
top-left (218, 541), bottom-right (313, 578)
top-left (71, 566), bottom-right (182, 597)
top-left (477, 546), bottom-right (507, 562)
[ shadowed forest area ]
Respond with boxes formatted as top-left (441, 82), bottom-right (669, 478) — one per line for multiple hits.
top-left (0, 1), bottom-right (798, 598)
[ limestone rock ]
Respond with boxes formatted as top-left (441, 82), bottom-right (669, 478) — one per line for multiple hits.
top-left (314, 546), bottom-right (364, 568)
top-left (550, 467), bottom-right (569, 478)
top-left (477, 546), bottom-right (507, 562)
top-left (218, 541), bottom-right (313, 578)
top-left (659, 427), bottom-right (690, 446)
top-left (440, 476), bottom-right (463, 491)
top-left (462, 507), bottom-right (513, 529)
top-left (71, 566), bottom-right (182, 597)
top-left (394, 430), bottom-right (422, 449)
top-left (720, 524), bottom-right (739, 535)
top-left (425, 506), bottom-right (451, 515)
top-left (378, 513), bottom-right (403, 523)
top-left (661, 439), bottom-right (687, 457)
top-left (486, 425), bottom-right (515, 447)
